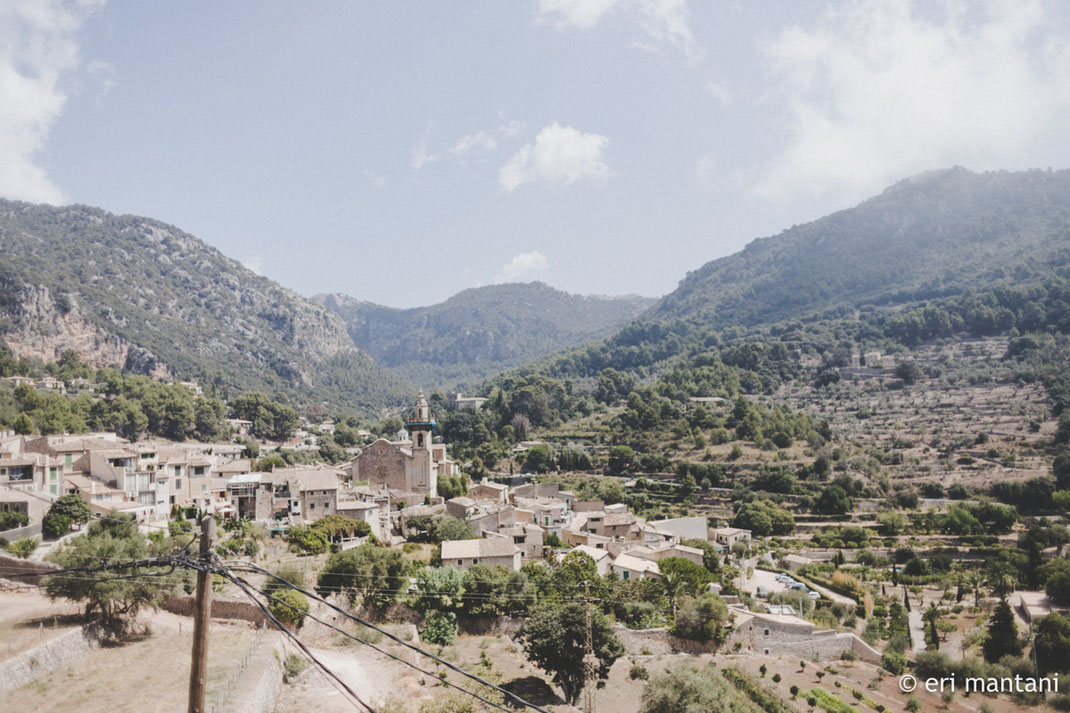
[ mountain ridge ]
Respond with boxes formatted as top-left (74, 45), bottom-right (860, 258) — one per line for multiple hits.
top-left (314, 282), bottom-right (654, 388)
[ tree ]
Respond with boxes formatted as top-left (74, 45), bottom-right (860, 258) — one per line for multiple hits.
top-left (639, 663), bottom-right (740, 713)
top-left (733, 500), bottom-right (794, 536)
top-left (317, 544), bottom-right (410, 609)
top-left (285, 525), bottom-right (329, 555)
top-left (12, 413), bottom-right (33, 435)
top-left (1034, 611), bottom-right (1070, 675)
top-left (42, 494), bottom-right (91, 539)
top-left (923, 604), bottom-right (941, 650)
top-left (659, 557), bottom-right (712, 616)
top-left (524, 444), bottom-right (555, 474)
top-left (983, 599), bottom-right (1021, 663)
top-left (681, 538), bottom-right (721, 574)
top-left (814, 485), bottom-right (851, 515)
top-left (517, 601), bottom-right (624, 705)
top-left (671, 593), bottom-right (731, 643)
top-left (268, 589), bottom-right (309, 630)
top-left (45, 519), bottom-right (179, 638)
top-left (895, 360), bottom-right (923, 385)
top-left (607, 445), bottom-right (635, 476)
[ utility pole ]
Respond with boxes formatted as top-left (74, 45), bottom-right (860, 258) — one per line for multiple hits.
top-left (583, 581), bottom-right (596, 713)
top-left (188, 516), bottom-right (215, 713)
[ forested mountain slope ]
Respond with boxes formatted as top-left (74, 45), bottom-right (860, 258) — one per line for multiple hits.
top-left (0, 200), bottom-right (409, 412)
top-left (652, 168), bottom-right (1070, 327)
top-left (316, 282), bottom-right (653, 387)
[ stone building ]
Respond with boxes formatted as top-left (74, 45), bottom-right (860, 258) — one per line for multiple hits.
top-left (348, 393), bottom-right (455, 496)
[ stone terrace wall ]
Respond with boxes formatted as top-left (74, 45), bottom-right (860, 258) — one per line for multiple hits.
top-left (163, 596), bottom-right (268, 626)
top-left (0, 625), bottom-right (101, 694)
top-left (613, 624), bottom-right (718, 656)
top-left (0, 552), bottom-right (60, 585)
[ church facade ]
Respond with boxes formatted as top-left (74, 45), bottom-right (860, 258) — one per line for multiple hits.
top-left (349, 393), bottom-right (455, 496)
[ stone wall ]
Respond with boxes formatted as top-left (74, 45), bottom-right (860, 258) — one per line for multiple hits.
top-left (0, 624), bottom-right (101, 694)
top-left (223, 632), bottom-right (284, 713)
top-left (0, 552), bottom-right (60, 584)
top-left (163, 595), bottom-right (268, 626)
top-left (612, 624), bottom-right (718, 656)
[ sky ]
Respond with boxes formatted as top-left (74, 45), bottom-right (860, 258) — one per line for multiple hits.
top-left (4, 0), bottom-right (1070, 308)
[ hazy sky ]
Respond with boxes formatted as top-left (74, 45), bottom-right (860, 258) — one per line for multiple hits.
top-left (4, 1), bottom-right (1070, 307)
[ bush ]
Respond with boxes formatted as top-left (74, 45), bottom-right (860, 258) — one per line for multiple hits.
top-left (880, 651), bottom-right (906, 675)
top-left (268, 589), bottom-right (309, 629)
top-left (630, 664), bottom-right (649, 680)
top-left (42, 513), bottom-right (73, 539)
top-left (282, 652), bottom-right (307, 682)
top-left (9, 537), bottom-right (38, 559)
top-left (420, 611), bottom-right (457, 646)
top-left (0, 510), bottom-right (28, 531)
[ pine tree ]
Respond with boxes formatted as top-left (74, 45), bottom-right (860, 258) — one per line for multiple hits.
top-left (983, 600), bottom-right (1021, 663)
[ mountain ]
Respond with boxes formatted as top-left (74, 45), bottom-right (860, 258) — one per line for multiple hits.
top-left (314, 283), bottom-right (654, 387)
top-left (0, 200), bottom-right (410, 413)
top-left (651, 167), bottom-right (1070, 327)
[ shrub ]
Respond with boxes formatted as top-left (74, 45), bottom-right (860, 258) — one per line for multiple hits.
top-left (630, 664), bottom-right (649, 681)
top-left (880, 652), bottom-right (906, 675)
top-left (282, 653), bottom-right (307, 682)
top-left (9, 537), bottom-right (38, 559)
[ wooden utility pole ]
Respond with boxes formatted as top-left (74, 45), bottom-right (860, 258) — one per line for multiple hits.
top-left (583, 581), bottom-right (596, 713)
top-left (188, 516), bottom-right (215, 713)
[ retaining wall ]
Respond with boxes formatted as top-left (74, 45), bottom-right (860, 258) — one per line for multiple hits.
top-left (612, 624), bottom-right (718, 656)
top-left (162, 596), bottom-right (268, 626)
top-left (0, 624), bottom-right (101, 695)
top-left (223, 632), bottom-right (284, 713)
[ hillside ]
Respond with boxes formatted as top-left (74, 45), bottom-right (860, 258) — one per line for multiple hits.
top-left (0, 200), bottom-right (410, 413)
top-left (652, 167), bottom-right (1070, 327)
top-left (315, 282), bottom-right (653, 388)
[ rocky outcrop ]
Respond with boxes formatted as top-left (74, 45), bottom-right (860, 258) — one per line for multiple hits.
top-left (0, 200), bottom-right (409, 411)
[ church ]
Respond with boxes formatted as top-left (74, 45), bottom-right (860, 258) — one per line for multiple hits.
top-left (348, 392), bottom-right (456, 496)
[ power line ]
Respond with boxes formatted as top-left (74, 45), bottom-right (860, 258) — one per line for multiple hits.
top-left (221, 567), bottom-right (514, 713)
top-left (232, 561), bottom-right (554, 713)
top-left (216, 567), bottom-right (379, 713)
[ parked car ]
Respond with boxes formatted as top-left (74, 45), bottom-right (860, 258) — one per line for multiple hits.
top-left (756, 585), bottom-right (768, 598)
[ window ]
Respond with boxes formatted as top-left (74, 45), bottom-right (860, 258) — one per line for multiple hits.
top-left (193, 466), bottom-right (205, 476)
top-left (174, 466), bottom-right (181, 475)
top-left (309, 503), bottom-right (316, 510)
top-left (622, 571), bottom-right (629, 580)
top-left (65, 454), bottom-right (73, 469)
top-left (49, 467), bottom-right (58, 481)
top-left (50, 484), bottom-right (57, 494)
top-left (764, 629), bottom-right (770, 636)
top-left (175, 479), bottom-right (182, 490)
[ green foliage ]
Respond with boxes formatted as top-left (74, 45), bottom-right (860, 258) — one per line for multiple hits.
top-left (1035, 611), bottom-right (1070, 675)
top-left (45, 518), bottom-right (179, 637)
top-left (412, 566), bottom-right (464, 615)
top-left (984, 599), bottom-right (1021, 663)
top-left (721, 667), bottom-right (794, 713)
top-left (640, 664), bottom-right (750, 713)
top-left (733, 499), bottom-right (794, 536)
top-left (268, 589), bottom-right (309, 629)
top-left (285, 525), bottom-right (329, 555)
top-left (0, 510), bottom-right (28, 531)
top-left (518, 601), bottom-right (624, 705)
top-left (8, 536), bottom-right (38, 559)
top-left (282, 653), bottom-right (307, 682)
top-left (317, 544), bottom-right (410, 609)
top-left (671, 593), bottom-right (731, 643)
top-left (419, 610), bottom-right (457, 646)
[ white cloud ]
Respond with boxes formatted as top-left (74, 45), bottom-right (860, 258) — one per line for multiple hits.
top-left (86, 58), bottom-right (115, 103)
top-left (0, 0), bottom-right (105, 204)
top-left (494, 251), bottom-right (549, 283)
top-left (450, 130), bottom-right (497, 157)
top-left (755, 0), bottom-right (1070, 204)
top-left (411, 126), bottom-right (440, 172)
top-left (243, 256), bottom-right (263, 275)
top-left (704, 80), bottom-right (729, 104)
top-left (538, 0), bottom-right (701, 60)
top-left (539, 0), bottom-right (620, 28)
top-left (499, 122), bottom-right (610, 191)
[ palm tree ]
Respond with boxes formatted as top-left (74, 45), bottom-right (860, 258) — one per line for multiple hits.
top-left (965, 572), bottom-right (984, 606)
top-left (923, 604), bottom-right (942, 650)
